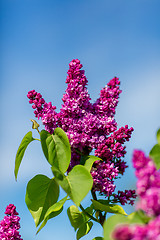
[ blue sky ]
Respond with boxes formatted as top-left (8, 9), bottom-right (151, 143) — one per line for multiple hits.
top-left (1, 0), bottom-right (160, 239)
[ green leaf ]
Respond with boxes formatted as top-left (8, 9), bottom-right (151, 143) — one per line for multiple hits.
top-left (92, 237), bottom-right (103, 240)
top-left (149, 144), bottom-right (160, 170)
top-left (52, 165), bottom-right (93, 206)
top-left (40, 128), bottom-right (71, 173)
top-left (67, 205), bottom-right (86, 231)
top-left (36, 208), bottom-right (63, 234)
top-left (84, 155), bottom-right (102, 172)
top-left (128, 210), bottom-right (151, 224)
top-left (37, 196), bottom-right (68, 234)
top-left (44, 195), bottom-right (68, 219)
top-left (92, 200), bottom-right (127, 215)
top-left (127, 211), bottom-right (145, 224)
top-left (14, 131), bottom-right (35, 180)
top-left (157, 128), bottom-right (160, 145)
top-left (103, 210), bottom-right (148, 240)
top-left (103, 214), bottom-right (129, 240)
top-left (39, 196), bottom-right (68, 232)
top-left (83, 206), bottom-right (94, 221)
top-left (25, 174), bottom-right (59, 227)
top-left (76, 221), bottom-right (93, 240)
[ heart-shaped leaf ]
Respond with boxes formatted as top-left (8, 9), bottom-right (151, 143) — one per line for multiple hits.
top-left (40, 128), bottom-right (71, 173)
top-left (52, 165), bottom-right (93, 206)
top-left (25, 174), bottom-right (59, 227)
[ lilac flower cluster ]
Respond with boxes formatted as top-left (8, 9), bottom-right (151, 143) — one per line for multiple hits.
top-left (0, 204), bottom-right (23, 240)
top-left (91, 162), bottom-right (119, 196)
top-left (113, 150), bottom-right (160, 240)
top-left (27, 59), bottom-right (134, 198)
top-left (113, 216), bottom-right (160, 240)
top-left (27, 90), bottom-right (57, 133)
top-left (95, 125), bottom-right (134, 175)
top-left (113, 190), bottom-right (137, 206)
top-left (133, 150), bottom-right (160, 217)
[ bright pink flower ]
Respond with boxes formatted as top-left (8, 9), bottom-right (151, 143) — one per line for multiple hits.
top-left (0, 204), bottom-right (23, 240)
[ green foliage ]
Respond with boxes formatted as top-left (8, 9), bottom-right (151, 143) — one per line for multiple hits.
top-left (92, 237), bottom-right (104, 240)
top-left (15, 126), bottom-right (142, 239)
top-left (150, 144), bottom-right (160, 170)
top-left (40, 128), bottom-right (71, 172)
top-left (92, 200), bottom-right (127, 215)
top-left (67, 205), bottom-right (94, 239)
top-left (25, 174), bottom-right (59, 227)
top-left (67, 205), bottom-right (86, 230)
top-left (103, 214), bottom-right (129, 240)
top-left (14, 131), bottom-right (35, 180)
top-left (128, 210), bottom-right (151, 224)
top-left (157, 128), bottom-right (160, 145)
top-left (149, 128), bottom-right (160, 170)
top-left (103, 210), bottom-right (148, 240)
top-left (52, 165), bottom-right (93, 206)
top-left (84, 155), bottom-right (102, 172)
top-left (76, 221), bottom-right (93, 240)
top-left (37, 196), bottom-right (68, 233)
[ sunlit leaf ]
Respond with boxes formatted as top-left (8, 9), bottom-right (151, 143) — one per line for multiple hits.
top-left (40, 128), bottom-right (71, 173)
top-left (14, 131), bottom-right (35, 180)
top-left (52, 165), bottom-right (93, 206)
top-left (92, 200), bottom-right (127, 215)
top-left (149, 144), bottom-right (160, 170)
top-left (25, 174), bottom-right (59, 227)
top-left (37, 196), bottom-right (68, 233)
top-left (103, 214), bottom-right (129, 240)
top-left (128, 210), bottom-right (151, 224)
top-left (76, 221), bottom-right (93, 240)
top-left (92, 237), bottom-right (103, 240)
top-left (84, 155), bottom-right (102, 172)
top-left (157, 128), bottom-right (160, 145)
top-left (36, 208), bottom-right (63, 234)
top-left (67, 205), bottom-right (85, 231)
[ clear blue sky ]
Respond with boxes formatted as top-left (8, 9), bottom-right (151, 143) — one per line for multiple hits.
top-left (1, 0), bottom-right (160, 239)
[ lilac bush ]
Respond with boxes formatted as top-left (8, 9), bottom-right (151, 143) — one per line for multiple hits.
top-left (15, 59), bottom-right (155, 239)
top-left (27, 59), bottom-right (135, 201)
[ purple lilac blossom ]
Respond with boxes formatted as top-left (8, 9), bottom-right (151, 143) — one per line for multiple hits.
top-left (27, 90), bottom-right (57, 134)
top-left (113, 190), bottom-right (137, 206)
top-left (133, 150), bottom-right (160, 217)
top-left (27, 59), bottom-right (134, 198)
top-left (91, 162), bottom-right (119, 196)
top-left (113, 150), bottom-right (160, 240)
top-left (113, 216), bottom-right (160, 240)
top-left (0, 204), bottom-right (23, 240)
